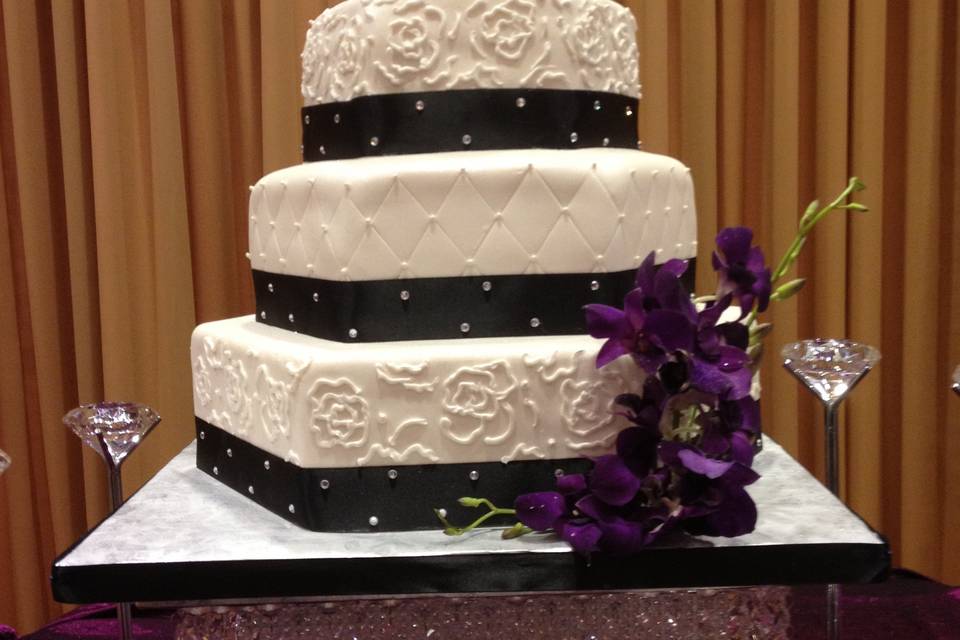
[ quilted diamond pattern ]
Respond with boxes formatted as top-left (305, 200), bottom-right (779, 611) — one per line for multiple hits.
top-left (248, 149), bottom-right (697, 281)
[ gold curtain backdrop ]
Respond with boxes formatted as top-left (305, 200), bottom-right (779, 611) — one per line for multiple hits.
top-left (0, 0), bottom-right (957, 632)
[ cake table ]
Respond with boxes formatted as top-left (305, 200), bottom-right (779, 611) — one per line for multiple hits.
top-left (50, 434), bottom-right (887, 639)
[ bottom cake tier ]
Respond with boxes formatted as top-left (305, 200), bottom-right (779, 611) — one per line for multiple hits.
top-left (191, 316), bottom-right (639, 530)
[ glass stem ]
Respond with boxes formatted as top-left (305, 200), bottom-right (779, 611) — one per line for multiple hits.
top-left (824, 403), bottom-right (840, 496)
top-left (118, 603), bottom-right (133, 640)
top-left (108, 466), bottom-right (124, 512)
top-left (105, 465), bottom-right (132, 640)
top-left (827, 582), bottom-right (840, 640)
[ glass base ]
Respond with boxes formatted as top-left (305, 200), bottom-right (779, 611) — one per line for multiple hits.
top-left (174, 587), bottom-right (790, 640)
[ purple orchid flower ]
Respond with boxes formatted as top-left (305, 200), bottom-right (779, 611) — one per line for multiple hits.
top-left (712, 227), bottom-right (772, 318)
top-left (585, 253), bottom-right (697, 372)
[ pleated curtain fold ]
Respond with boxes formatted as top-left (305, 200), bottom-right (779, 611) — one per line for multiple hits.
top-left (0, 0), bottom-right (957, 632)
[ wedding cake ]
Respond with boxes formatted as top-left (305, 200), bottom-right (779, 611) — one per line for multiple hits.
top-left (191, 0), bottom-right (697, 531)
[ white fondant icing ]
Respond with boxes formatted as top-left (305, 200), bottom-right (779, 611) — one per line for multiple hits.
top-left (249, 148), bottom-right (698, 280)
top-left (301, 0), bottom-right (640, 105)
top-left (192, 317), bottom-right (642, 468)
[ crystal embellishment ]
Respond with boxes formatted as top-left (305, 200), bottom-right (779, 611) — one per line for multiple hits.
top-left (515, 97), bottom-right (526, 108)
top-left (0, 448), bottom-right (9, 476)
top-left (954, 365), bottom-right (960, 396)
top-left (782, 339), bottom-right (880, 405)
top-left (415, 100), bottom-right (425, 111)
top-left (63, 402), bottom-right (161, 468)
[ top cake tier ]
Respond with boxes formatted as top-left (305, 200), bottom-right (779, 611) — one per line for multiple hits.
top-left (301, 0), bottom-right (640, 106)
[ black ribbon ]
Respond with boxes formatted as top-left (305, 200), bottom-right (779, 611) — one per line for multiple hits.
top-left (254, 261), bottom-right (695, 343)
top-left (195, 419), bottom-right (592, 533)
top-left (301, 88), bottom-right (639, 162)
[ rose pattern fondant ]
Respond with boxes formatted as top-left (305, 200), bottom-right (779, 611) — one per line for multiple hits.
top-left (477, 0), bottom-right (537, 62)
top-left (439, 361), bottom-right (520, 446)
top-left (192, 321), bottom-right (641, 467)
top-left (301, 0), bottom-right (641, 105)
top-left (308, 378), bottom-right (370, 449)
top-left (255, 360), bottom-right (309, 442)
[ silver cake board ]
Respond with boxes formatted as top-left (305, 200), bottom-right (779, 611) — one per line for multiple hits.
top-left (51, 435), bottom-right (888, 604)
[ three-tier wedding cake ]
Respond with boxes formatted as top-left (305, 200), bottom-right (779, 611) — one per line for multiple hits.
top-left (191, 0), bottom-right (698, 531)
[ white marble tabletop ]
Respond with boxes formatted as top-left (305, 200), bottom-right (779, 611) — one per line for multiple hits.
top-left (52, 435), bottom-right (887, 603)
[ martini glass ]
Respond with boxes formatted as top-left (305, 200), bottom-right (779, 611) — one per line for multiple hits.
top-left (953, 365), bottom-right (960, 396)
top-left (0, 448), bottom-right (9, 475)
top-left (64, 402), bottom-right (161, 640)
top-left (782, 338), bottom-right (880, 640)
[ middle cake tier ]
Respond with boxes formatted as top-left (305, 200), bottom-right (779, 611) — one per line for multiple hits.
top-left (248, 147), bottom-right (697, 281)
top-left (192, 316), bottom-right (641, 470)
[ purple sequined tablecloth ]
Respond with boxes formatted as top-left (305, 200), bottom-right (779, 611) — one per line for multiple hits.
top-left (15, 572), bottom-right (960, 640)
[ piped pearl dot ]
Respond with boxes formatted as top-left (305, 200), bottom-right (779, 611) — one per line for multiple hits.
top-left (200, 431), bottom-right (205, 440)
top-left (319, 145), bottom-right (326, 156)
top-left (288, 313), bottom-right (295, 323)
top-left (437, 508), bottom-right (447, 518)
top-left (554, 468), bottom-right (565, 477)
top-left (368, 516), bottom-right (379, 527)
top-left (625, 106), bottom-right (634, 116)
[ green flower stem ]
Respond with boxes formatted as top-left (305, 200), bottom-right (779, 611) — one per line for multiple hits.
top-left (770, 177), bottom-right (866, 286)
top-left (434, 498), bottom-right (518, 536)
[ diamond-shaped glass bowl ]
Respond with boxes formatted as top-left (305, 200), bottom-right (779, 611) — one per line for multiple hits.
top-left (63, 402), bottom-right (161, 468)
top-left (781, 339), bottom-right (880, 406)
top-left (0, 448), bottom-right (9, 476)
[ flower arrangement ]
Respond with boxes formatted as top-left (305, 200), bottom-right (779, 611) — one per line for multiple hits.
top-left (436, 178), bottom-right (867, 554)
